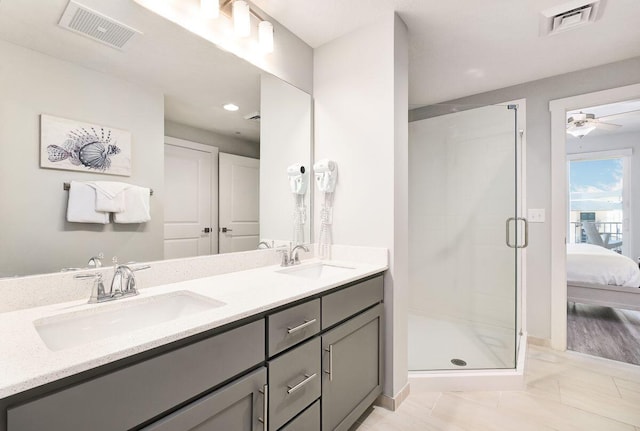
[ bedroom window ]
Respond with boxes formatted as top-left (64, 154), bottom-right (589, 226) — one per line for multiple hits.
top-left (567, 149), bottom-right (631, 257)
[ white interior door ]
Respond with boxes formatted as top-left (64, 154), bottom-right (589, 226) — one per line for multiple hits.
top-left (219, 153), bottom-right (260, 253)
top-left (164, 140), bottom-right (218, 259)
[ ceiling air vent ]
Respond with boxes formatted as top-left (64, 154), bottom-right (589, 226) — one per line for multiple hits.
top-left (539, 0), bottom-right (604, 36)
top-left (58, 1), bottom-right (142, 50)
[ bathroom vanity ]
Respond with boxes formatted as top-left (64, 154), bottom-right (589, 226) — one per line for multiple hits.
top-left (0, 261), bottom-right (385, 431)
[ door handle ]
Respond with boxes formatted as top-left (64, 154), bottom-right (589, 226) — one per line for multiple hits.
top-left (202, 227), bottom-right (211, 233)
top-left (258, 384), bottom-right (267, 431)
top-left (506, 217), bottom-right (529, 249)
top-left (220, 227), bottom-right (233, 233)
top-left (324, 345), bottom-right (333, 381)
top-left (287, 319), bottom-right (317, 334)
top-left (505, 217), bottom-right (516, 248)
top-left (286, 373), bottom-right (317, 395)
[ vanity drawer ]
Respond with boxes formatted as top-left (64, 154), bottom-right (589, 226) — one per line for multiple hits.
top-left (281, 400), bottom-right (320, 431)
top-left (7, 319), bottom-right (265, 431)
top-left (268, 337), bottom-right (321, 431)
top-left (268, 299), bottom-right (320, 356)
top-left (322, 275), bottom-right (383, 329)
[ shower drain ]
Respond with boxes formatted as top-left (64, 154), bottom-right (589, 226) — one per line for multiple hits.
top-left (451, 358), bottom-right (467, 367)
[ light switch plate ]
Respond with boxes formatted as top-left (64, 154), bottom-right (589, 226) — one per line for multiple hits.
top-left (528, 209), bottom-right (545, 223)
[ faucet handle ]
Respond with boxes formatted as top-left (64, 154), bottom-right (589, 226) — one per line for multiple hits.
top-left (74, 272), bottom-right (102, 280)
top-left (276, 249), bottom-right (289, 267)
top-left (131, 264), bottom-right (151, 272)
top-left (74, 273), bottom-right (106, 303)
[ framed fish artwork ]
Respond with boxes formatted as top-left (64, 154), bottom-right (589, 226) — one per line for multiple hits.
top-left (40, 115), bottom-right (131, 176)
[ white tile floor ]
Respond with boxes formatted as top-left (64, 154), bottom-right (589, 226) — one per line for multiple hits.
top-left (353, 344), bottom-right (640, 430)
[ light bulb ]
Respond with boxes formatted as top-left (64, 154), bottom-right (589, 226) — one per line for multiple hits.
top-left (259, 21), bottom-right (274, 53)
top-left (233, 0), bottom-right (251, 37)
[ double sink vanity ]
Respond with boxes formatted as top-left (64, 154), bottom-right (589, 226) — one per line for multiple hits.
top-left (0, 251), bottom-right (387, 431)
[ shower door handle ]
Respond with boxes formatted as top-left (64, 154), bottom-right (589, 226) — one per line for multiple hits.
top-left (506, 217), bottom-right (529, 249)
top-left (505, 217), bottom-right (517, 248)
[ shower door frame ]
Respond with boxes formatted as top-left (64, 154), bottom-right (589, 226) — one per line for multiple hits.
top-left (407, 98), bottom-right (528, 371)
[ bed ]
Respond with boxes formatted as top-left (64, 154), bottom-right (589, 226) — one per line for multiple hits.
top-left (566, 243), bottom-right (640, 311)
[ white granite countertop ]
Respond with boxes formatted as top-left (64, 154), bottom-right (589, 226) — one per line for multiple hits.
top-left (0, 258), bottom-right (386, 399)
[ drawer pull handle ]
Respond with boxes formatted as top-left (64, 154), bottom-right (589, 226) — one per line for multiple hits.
top-left (258, 384), bottom-right (268, 431)
top-left (287, 319), bottom-right (317, 334)
top-left (324, 345), bottom-right (333, 381)
top-left (287, 373), bottom-right (317, 394)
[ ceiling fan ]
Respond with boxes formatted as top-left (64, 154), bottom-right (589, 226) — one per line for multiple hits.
top-left (566, 112), bottom-right (621, 138)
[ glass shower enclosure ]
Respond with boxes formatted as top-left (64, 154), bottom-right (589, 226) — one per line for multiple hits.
top-left (408, 104), bottom-right (525, 371)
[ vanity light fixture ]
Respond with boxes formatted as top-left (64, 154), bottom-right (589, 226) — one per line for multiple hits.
top-left (200, 0), bottom-right (274, 53)
top-left (223, 103), bottom-right (240, 111)
top-left (233, 0), bottom-right (251, 37)
top-left (258, 20), bottom-right (274, 53)
top-left (201, 0), bottom-right (219, 19)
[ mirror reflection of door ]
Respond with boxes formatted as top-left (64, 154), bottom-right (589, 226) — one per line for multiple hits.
top-left (164, 138), bottom-right (219, 259)
top-left (219, 153), bottom-right (260, 253)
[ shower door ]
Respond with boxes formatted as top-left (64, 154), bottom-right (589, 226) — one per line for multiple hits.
top-left (408, 104), bottom-right (524, 371)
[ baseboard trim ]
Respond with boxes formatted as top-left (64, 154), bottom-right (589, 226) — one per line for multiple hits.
top-left (528, 335), bottom-right (551, 347)
top-left (375, 382), bottom-right (410, 411)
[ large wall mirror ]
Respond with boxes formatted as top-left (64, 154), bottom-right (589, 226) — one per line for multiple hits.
top-left (0, 0), bottom-right (312, 277)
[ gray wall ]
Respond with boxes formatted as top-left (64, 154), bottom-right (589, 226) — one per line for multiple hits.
top-left (314, 13), bottom-right (409, 398)
top-left (410, 56), bottom-right (640, 339)
top-left (164, 120), bottom-right (260, 159)
top-left (0, 40), bottom-right (165, 277)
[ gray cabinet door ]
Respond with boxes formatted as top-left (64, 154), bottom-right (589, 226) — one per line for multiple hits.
top-left (269, 337), bottom-right (321, 431)
top-left (143, 367), bottom-right (267, 431)
top-left (322, 276), bottom-right (383, 329)
top-left (322, 304), bottom-right (383, 431)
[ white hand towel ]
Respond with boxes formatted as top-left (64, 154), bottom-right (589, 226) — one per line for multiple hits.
top-left (67, 181), bottom-right (109, 224)
top-left (113, 186), bottom-right (151, 223)
top-left (88, 181), bottom-right (131, 213)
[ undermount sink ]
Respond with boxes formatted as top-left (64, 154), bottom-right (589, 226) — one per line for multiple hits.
top-left (277, 262), bottom-right (356, 280)
top-left (34, 291), bottom-right (226, 351)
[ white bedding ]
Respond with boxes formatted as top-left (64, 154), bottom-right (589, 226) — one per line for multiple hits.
top-left (567, 243), bottom-right (640, 288)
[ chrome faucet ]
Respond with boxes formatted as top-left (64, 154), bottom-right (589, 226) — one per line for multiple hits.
top-left (110, 264), bottom-right (137, 297)
top-left (290, 244), bottom-right (310, 265)
top-left (257, 241), bottom-right (273, 249)
top-left (87, 253), bottom-right (104, 268)
top-left (74, 261), bottom-right (150, 303)
top-left (277, 243), bottom-right (310, 267)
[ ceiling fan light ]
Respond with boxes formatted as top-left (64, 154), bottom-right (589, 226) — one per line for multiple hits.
top-left (233, 0), bottom-right (251, 37)
top-left (567, 124), bottom-right (596, 138)
top-left (201, 0), bottom-right (219, 19)
top-left (259, 21), bottom-right (274, 53)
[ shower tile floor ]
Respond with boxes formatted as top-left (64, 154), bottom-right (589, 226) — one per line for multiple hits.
top-left (351, 344), bottom-right (640, 431)
top-left (408, 313), bottom-right (516, 370)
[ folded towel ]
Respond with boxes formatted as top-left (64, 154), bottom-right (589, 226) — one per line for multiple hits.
top-left (113, 186), bottom-right (151, 223)
top-left (88, 181), bottom-right (131, 213)
top-left (66, 181), bottom-right (109, 224)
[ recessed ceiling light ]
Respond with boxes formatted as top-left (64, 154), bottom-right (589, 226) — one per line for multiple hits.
top-left (223, 103), bottom-right (239, 111)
